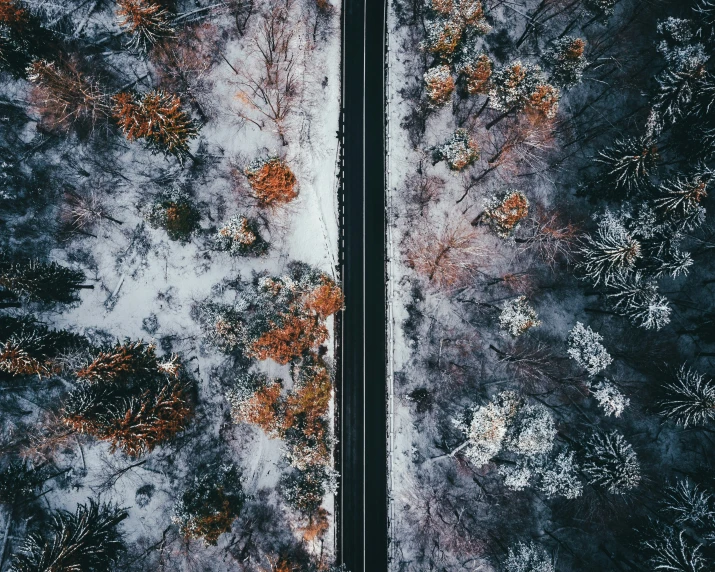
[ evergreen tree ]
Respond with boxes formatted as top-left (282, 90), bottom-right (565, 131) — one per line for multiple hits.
top-left (605, 270), bottom-right (672, 330)
top-left (0, 316), bottom-right (87, 378)
top-left (432, 128), bottom-right (480, 170)
top-left (661, 479), bottom-right (715, 529)
top-left (116, 0), bottom-right (175, 52)
top-left (457, 51), bottom-right (492, 95)
top-left (112, 90), bottom-right (197, 163)
top-left (591, 381), bottom-right (629, 417)
top-left (539, 451), bottom-right (583, 500)
top-left (582, 431), bottom-right (641, 494)
top-left (146, 186), bottom-right (201, 242)
top-left (10, 499), bottom-right (127, 572)
top-left (0, 460), bottom-right (46, 506)
top-left (643, 528), bottom-right (707, 572)
top-left (280, 464), bottom-right (332, 516)
top-left (172, 463), bottom-right (245, 545)
top-left (658, 365), bottom-right (715, 428)
top-left (655, 173), bottom-right (709, 232)
top-left (0, 259), bottom-right (90, 304)
top-left (63, 341), bottom-right (194, 456)
top-left (488, 61), bottom-right (559, 121)
top-left (424, 65), bottom-right (455, 107)
top-left (592, 136), bottom-right (659, 196)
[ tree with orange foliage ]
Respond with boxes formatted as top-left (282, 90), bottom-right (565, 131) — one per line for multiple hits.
top-left (545, 36), bottom-right (587, 88)
top-left (116, 0), bottom-right (175, 52)
top-left (459, 52), bottom-right (492, 96)
top-left (0, 0), bottom-right (26, 25)
top-left (63, 341), bottom-right (194, 457)
top-left (404, 218), bottom-right (484, 288)
top-left (424, 65), bottom-right (455, 107)
top-left (27, 59), bottom-right (110, 133)
top-left (480, 189), bottom-right (529, 238)
top-left (226, 372), bottom-right (284, 436)
top-left (112, 90), bottom-right (197, 163)
top-left (244, 156), bottom-right (298, 207)
top-left (250, 314), bottom-right (328, 365)
top-left (0, 0), bottom-right (55, 77)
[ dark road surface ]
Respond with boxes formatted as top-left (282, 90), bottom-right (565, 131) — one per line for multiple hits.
top-left (337, 0), bottom-right (388, 570)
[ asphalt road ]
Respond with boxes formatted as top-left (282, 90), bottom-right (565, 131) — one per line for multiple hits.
top-left (337, 0), bottom-right (388, 570)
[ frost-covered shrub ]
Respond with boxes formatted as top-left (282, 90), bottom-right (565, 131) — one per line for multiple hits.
top-left (544, 37), bottom-right (588, 88)
top-left (591, 381), bottom-right (629, 417)
top-left (656, 17), bottom-right (709, 72)
top-left (172, 463), bottom-right (245, 545)
top-left (280, 464), bottom-right (335, 516)
top-left (482, 190), bottom-right (529, 238)
top-left (500, 297), bottom-right (541, 337)
top-left (489, 61), bottom-right (559, 120)
top-left (658, 365), bottom-right (715, 427)
top-left (540, 451), bottom-right (583, 499)
top-left (567, 322), bottom-right (612, 376)
top-left (506, 404), bottom-right (556, 458)
top-left (146, 187), bottom-right (201, 242)
top-left (498, 463), bottom-right (532, 491)
top-left (424, 65), bottom-right (455, 107)
top-left (433, 128), bottom-right (479, 170)
top-left (225, 372), bottom-right (283, 435)
top-left (244, 156), bottom-right (298, 207)
top-left (215, 215), bottom-right (269, 257)
top-left (504, 541), bottom-right (554, 572)
top-left (583, 431), bottom-right (640, 494)
top-left (642, 528), bottom-right (707, 572)
top-left (421, 18), bottom-right (463, 60)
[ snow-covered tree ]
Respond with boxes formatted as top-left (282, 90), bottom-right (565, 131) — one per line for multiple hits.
top-left (421, 18), bottom-right (463, 60)
top-left (453, 391), bottom-right (520, 465)
top-left (591, 381), bottom-right (629, 417)
top-left (244, 156), bottom-right (298, 207)
top-left (424, 65), bottom-right (454, 107)
top-left (116, 0), bottom-right (175, 52)
top-left (0, 259), bottom-right (90, 305)
top-left (172, 463), bottom-right (245, 545)
top-left (544, 37), bottom-right (588, 88)
top-left (583, 431), bottom-right (641, 494)
top-left (658, 365), bottom-right (715, 427)
top-left (0, 460), bottom-right (47, 506)
top-left (216, 215), bottom-right (270, 257)
top-left (280, 464), bottom-right (334, 516)
top-left (567, 322), bottom-right (612, 376)
top-left (643, 528), bottom-right (707, 572)
top-left (661, 479), bottom-right (715, 528)
top-left (583, 0), bottom-right (618, 23)
top-left (10, 500), bottom-right (127, 572)
top-left (656, 17), bottom-right (708, 72)
top-left (593, 136), bottom-right (659, 196)
top-left (432, 128), bottom-right (480, 170)
top-left (482, 190), bottom-right (529, 238)
top-left (225, 372), bottom-right (283, 436)
top-left (655, 174), bottom-right (709, 232)
top-left (605, 270), bottom-right (672, 330)
top-left (63, 341), bottom-right (194, 457)
top-left (577, 211), bottom-right (641, 285)
top-left (540, 451), bottom-right (583, 499)
top-left (498, 462), bottom-right (533, 491)
top-left (489, 61), bottom-right (559, 121)
top-left (504, 541), bottom-right (554, 572)
top-left (112, 90), bottom-right (197, 163)
top-left (458, 52), bottom-right (492, 95)
top-left (146, 187), bottom-right (201, 242)
top-left (505, 403), bottom-right (556, 458)
top-left (499, 296), bottom-right (541, 337)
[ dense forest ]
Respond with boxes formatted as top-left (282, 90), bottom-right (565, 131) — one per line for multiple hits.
top-left (388, 0), bottom-right (715, 569)
top-left (0, 0), bottom-right (344, 571)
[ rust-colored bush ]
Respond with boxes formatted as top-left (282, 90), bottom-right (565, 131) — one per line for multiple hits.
top-left (0, 0), bottom-right (27, 24)
top-left (249, 314), bottom-right (328, 365)
top-left (463, 54), bottom-right (492, 95)
top-left (245, 158), bottom-right (298, 207)
top-left (302, 278), bottom-right (344, 318)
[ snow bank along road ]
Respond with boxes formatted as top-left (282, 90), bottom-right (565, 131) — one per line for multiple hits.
top-left (337, 0), bottom-right (389, 570)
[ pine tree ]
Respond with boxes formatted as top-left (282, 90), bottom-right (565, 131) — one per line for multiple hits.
top-left (63, 341), bottom-right (194, 457)
top-left (593, 136), bottom-right (659, 196)
top-left (215, 215), bottom-right (270, 257)
top-left (172, 463), bottom-right (245, 545)
top-left (10, 500), bottom-right (127, 572)
top-left (26, 60), bottom-right (110, 132)
top-left (0, 1), bottom-right (55, 77)
top-left (504, 541), bottom-right (554, 572)
top-left (244, 156), bottom-right (298, 207)
top-left (544, 37), bottom-right (588, 88)
top-left (567, 322), bottom-right (612, 376)
top-left (577, 211), bottom-right (641, 285)
top-left (643, 528), bottom-right (707, 572)
top-left (112, 90), bottom-right (197, 163)
top-left (658, 365), bottom-right (715, 427)
top-left (605, 270), bottom-right (672, 330)
top-left (0, 461), bottom-right (46, 506)
top-left (661, 479), bottom-right (715, 529)
top-left (656, 17), bottom-right (708, 73)
top-left (499, 296), bottom-right (541, 337)
top-left (421, 17), bottom-right (463, 61)
top-left (582, 431), bottom-right (641, 494)
top-left (583, 0), bottom-right (618, 23)
top-left (655, 174), bottom-right (709, 232)
top-left (0, 316), bottom-right (87, 378)
top-left (280, 464), bottom-right (332, 516)
top-left (117, 0), bottom-right (175, 52)
top-left (0, 259), bottom-right (90, 305)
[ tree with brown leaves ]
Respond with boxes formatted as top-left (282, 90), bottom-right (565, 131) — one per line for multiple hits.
top-left (244, 156), bottom-right (298, 207)
top-left (116, 0), bottom-right (175, 52)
